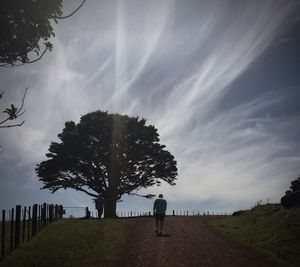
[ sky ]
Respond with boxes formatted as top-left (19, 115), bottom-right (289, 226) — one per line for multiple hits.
top-left (1, 0), bottom-right (300, 215)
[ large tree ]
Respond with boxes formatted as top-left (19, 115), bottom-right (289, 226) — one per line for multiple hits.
top-left (36, 111), bottom-right (177, 218)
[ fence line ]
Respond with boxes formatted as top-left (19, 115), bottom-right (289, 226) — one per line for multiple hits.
top-left (82, 208), bottom-right (229, 219)
top-left (114, 210), bottom-right (229, 218)
top-left (0, 203), bottom-right (63, 261)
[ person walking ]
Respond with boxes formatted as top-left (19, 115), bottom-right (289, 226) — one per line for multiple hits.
top-left (94, 196), bottom-right (105, 219)
top-left (153, 194), bottom-right (167, 235)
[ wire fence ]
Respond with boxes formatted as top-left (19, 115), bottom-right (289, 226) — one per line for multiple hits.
top-left (1, 204), bottom-right (229, 261)
top-left (78, 208), bottom-right (230, 219)
top-left (115, 210), bottom-right (229, 217)
top-left (0, 203), bottom-right (63, 261)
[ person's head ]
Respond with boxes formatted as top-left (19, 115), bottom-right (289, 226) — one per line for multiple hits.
top-left (158, 194), bottom-right (163, 198)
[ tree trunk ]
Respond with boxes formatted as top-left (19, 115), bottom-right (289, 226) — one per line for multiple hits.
top-left (106, 151), bottom-right (120, 218)
top-left (104, 194), bottom-right (118, 218)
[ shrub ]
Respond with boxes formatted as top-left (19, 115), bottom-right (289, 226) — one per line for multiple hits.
top-left (232, 210), bottom-right (247, 216)
top-left (281, 190), bottom-right (300, 208)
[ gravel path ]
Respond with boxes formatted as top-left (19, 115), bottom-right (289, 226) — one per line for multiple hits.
top-left (123, 216), bottom-right (285, 267)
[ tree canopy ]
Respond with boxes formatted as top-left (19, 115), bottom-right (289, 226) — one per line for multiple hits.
top-left (0, 0), bottom-right (63, 66)
top-left (0, 0), bottom-right (86, 66)
top-left (281, 174), bottom-right (300, 208)
top-left (36, 111), bottom-right (178, 217)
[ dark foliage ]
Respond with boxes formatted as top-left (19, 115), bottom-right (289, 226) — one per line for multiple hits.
top-left (281, 175), bottom-right (300, 208)
top-left (0, 88), bottom-right (28, 128)
top-left (36, 111), bottom-right (178, 217)
top-left (281, 191), bottom-right (300, 208)
top-left (0, 0), bottom-right (63, 66)
top-left (290, 176), bottom-right (300, 192)
top-left (232, 210), bottom-right (247, 216)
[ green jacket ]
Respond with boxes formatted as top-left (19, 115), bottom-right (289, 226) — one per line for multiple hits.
top-left (153, 198), bottom-right (167, 215)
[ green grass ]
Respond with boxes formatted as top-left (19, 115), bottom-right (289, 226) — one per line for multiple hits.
top-left (208, 204), bottom-right (300, 266)
top-left (1, 220), bottom-right (33, 257)
top-left (0, 219), bottom-right (128, 267)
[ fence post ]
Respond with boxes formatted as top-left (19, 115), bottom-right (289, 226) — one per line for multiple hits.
top-left (54, 205), bottom-right (58, 221)
top-left (1, 210), bottom-right (5, 258)
top-left (187, 211), bottom-right (189, 216)
top-left (38, 205), bottom-right (41, 232)
top-left (47, 204), bottom-right (49, 225)
top-left (85, 207), bottom-right (90, 219)
top-left (59, 205), bottom-right (63, 219)
top-left (10, 208), bottom-right (14, 252)
top-left (22, 206), bottom-right (26, 244)
top-left (15, 205), bottom-right (21, 248)
top-left (27, 206), bottom-right (31, 241)
top-left (42, 203), bottom-right (46, 227)
top-left (130, 211), bottom-right (132, 217)
top-left (173, 210), bottom-right (175, 216)
top-left (49, 205), bottom-right (53, 223)
top-left (32, 204), bottom-right (38, 237)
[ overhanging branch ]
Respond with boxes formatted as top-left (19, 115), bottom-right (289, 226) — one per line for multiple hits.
top-left (56, 0), bottom-right (86, 19)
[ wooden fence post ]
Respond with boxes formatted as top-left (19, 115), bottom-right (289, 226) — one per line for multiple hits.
top-left (49, 205), bottom-right (53, 223)
top-left (32, 204), bottom-right (38, 237)
top-left (38, 205), bottom-right (41, 232)
top-left (1, 210), bottom-right (5, 258)
top-left (27, 206), bottom-right (31, 241)
top-left (10, 208), bottom-right (14, 253)
top-left (173, 210), bottom-right (175, 216)
top-left (59, 205), bottom-right (63, 219)
top-left (22, 206), bottom-right (26, 244)
top-left (42, 203), bottom-right (46, 227)
top-left (15, 205), bottom-right (21, 248)
top-left (54, 205), bottom-right (58, 221)
top-left (47, 204), bottom-right (49, 225)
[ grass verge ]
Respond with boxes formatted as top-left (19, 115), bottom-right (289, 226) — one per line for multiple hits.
top-left (207, 204), bottom-right (300, 267)
top-left (0, 219), bottom-right (128, 267)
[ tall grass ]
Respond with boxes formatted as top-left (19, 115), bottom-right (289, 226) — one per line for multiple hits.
top-left (208, 204), bottom-right (300, 266)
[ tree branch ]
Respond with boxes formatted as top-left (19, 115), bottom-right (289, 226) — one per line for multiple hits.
top-left (66, 172), bottom-right (100, 197)
top-left (0, 88), bottom-right (28, 128)
top-left (0, 121), bottom-right (24, 128)
top-left (56, 0), bottom-right (86, 19)
top-left (16, 87), bottom-right (28, 116)
top-left (1, 47), bottom-right (49, 67)
top-left (128, 192), bottom-right (156, 199)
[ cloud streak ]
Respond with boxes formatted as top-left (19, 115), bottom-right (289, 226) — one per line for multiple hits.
top-left (0, 0), bottom-right (299, 211)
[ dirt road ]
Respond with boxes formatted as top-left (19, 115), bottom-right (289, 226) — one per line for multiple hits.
top-left (123, 217), bottom-right (285, 267)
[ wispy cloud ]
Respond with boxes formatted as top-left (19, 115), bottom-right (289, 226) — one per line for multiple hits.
top-left (0, 0), bottom-right (299, 211)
